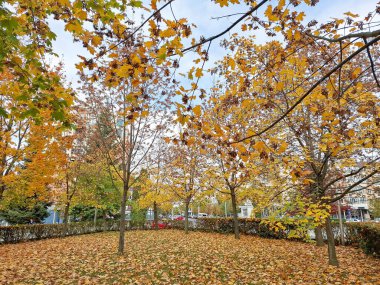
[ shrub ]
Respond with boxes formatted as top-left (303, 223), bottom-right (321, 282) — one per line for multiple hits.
top-left (0, 202), bottom-right (50, 224)
top-left (170, 218), bottom-right (289, 239)
top-left (0, 220), bottom-right (119, 244)
top-left (346, 222), bottom-right (380, 257)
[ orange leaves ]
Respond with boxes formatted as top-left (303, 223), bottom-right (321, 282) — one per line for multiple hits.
top-left (192, 105), bottom-right (202, 116)
top-left (215, 0), bottom-right (240, 7)
top-left (264, 5), bottom-right (279, 22)
top-left (195, 68), bottom-right (203, 78)
top-left (227, 58), bottom-right (236, 70)
top-left (75, 10), bottom-right (87, 21)
top-left (277, 141), bottom-right (288, 154)
top-left (295, 12), bottom-right (306, 21)
top-left (64, 20), bottom-right (83, 34)
top-left (1, 230), bottom-right (379, 284)
top-left (351, 67), bottom-right (362, 78)
top-left (115, 64), bottom-right (132, 77)
top-left (145, 41), bottom-right (155, 49)
top-left (344, 11), bottom-right (359, 18)
top-left (91, 35), bottom-right (102, 47)
top-left (216, 0), bottom-right (229, 7)
top-left (294, 30), bottom-right (301, 41)
top-left (321, 111), bottom-right (335, 121)
top-left (131, 54), bottom-right (142, 65)
top-left (150, 0), bottom-right (157, 10)
top-left (274, 81), bottom-right (284, 91)
top-left (277, 0), bottom-right (286, 10)
top-left (0, 65), bottom-right (74, 209)
top-left (347, 129), bottom-right (355, 138)
top-left (290, 168), bottom-right (312, 183)
top-left (159, 28), bottom-right (177, 38)
top-left (241, 99), bottom-right (252, 108)
top-left (253, 141), bottom-right (266, 152)
top-left (146, 65), bottom-right (155, 74)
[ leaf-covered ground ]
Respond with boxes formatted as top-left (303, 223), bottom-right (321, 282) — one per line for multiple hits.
top-left (0, 230), bottom-right (379, 285)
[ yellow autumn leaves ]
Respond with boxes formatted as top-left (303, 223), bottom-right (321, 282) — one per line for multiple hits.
top-left (1, 230), bottom-right (379, 284)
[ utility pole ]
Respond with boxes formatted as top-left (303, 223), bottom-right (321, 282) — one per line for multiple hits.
top-left (94, 207), bottom-right (98, 227)
top-left (337, 199), bottom-right (345, 245)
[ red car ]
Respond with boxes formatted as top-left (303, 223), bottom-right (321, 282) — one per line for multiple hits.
top-left (175, 216), bottom-right (184, 221)
top-left (151, 222), bottom-right (168, 229)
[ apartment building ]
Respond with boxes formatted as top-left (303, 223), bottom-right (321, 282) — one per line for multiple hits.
top-left (340, 185), bottom-right (379, 221)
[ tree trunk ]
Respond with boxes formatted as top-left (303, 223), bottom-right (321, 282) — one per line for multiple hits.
top-left (118, 182), bottom-right (128, 254)
top-left (153, 201), bottom-right (158, 230)
top-left (63, 202), bottom-right (70, 224)
top-left (185, 199), bottom-right (190, 234)
top-left (230, 189), bottom-right (240, 239)
top-left (315, 226), bottom-right (324, 246)
top-left (325, 217), bottom-right (339, 266)
top-left (0, 184), bottom-right (5, 201)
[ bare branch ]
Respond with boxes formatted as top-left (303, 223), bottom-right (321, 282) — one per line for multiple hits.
top-left (211, 13), bottom-right (246, 20)
top-left (181, 0), bottom-right (269, 53)
top-left (306, 29), bottom-right (380, 42)
top-left (325, 157), bottom-right (380, 190)
top-left (329, 170), bottom-right (379, 203)
top-left (94, 0), bottom-right (175, 61)
top-left (363, 37), bottom-right (380, 88)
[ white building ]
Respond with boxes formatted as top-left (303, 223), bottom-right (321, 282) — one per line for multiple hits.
top-left (238, 200), bottom-right (254, 218)
top-left (340, 185), bottom-right (379, 221)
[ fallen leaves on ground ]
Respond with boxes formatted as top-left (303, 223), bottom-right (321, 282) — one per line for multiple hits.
top-left (0, 230), bottom-right (379, 284)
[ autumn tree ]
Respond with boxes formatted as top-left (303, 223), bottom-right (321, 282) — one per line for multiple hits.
top-left (212, 31), bottom-right (379, 265)
top-left (83, 37), bottom-right (174, 252)
top-left (262, 43), bottom-right (378, 267)
top-left (70, 160), bottom-right (121, 223)
top-left (164, 136), bottom-right (207, 234)
top-left (192, 95), bottom-right (266, 239)
top-left (0, 69), bottom-right (72, 221)
top-left (137, 139), bottom-right (175, 230)
top-left (52, 104), bottom-right (97, 224)
top-left (0, 0), bottom-right (142, 121)
top-left (0, 65), bottom-right (73, 203)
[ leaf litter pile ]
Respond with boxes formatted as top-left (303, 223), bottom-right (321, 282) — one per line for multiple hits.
top-left (0, 230), bottom-right (379, 284)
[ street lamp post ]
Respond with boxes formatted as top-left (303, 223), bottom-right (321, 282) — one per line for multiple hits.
top-left (337, 199), bottom-right (345, 245)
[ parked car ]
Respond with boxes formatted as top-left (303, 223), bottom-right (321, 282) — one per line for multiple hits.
top-left (174, 216), bottom-right (184, 221)
top-left (198, 213), bottom-right (208, 218)
top-left (346, 218), bottom-right (361, 222)
top-left (151, 222), bottom-right (168, 229)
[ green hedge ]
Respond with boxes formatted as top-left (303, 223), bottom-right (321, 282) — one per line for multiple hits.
top-left (346, 223), bottom-right (380, 257)
top-left (2, 218), bottom-right (378, 258)
top-left (171, 218), bottom-right (289, 239)
top-left (0, 221), bottom-right (119, 244)
top-left (170, 218), bottom-right (380, 257)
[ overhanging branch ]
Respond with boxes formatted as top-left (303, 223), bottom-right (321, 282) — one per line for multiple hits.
top-left (363, 37), bottom-right (380, 88)
top-left (181, 0), bottom-right (269, 53)
top-left (94, 0), bottom-right (175, 61)
top-left (232, 35), bottom-right (380, 144)
top-left (329, 170), bottom-right (379, 203)
top-left (306, 29), bottom-right (380, 42)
